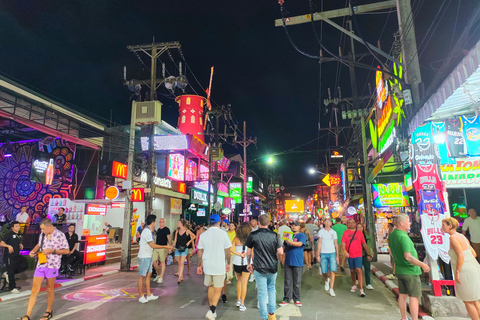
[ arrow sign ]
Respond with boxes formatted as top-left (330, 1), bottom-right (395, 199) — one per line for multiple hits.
top-left (275, 303), bottom-right (302, 320)
top-left (322, 174), bottom-right (331, 186)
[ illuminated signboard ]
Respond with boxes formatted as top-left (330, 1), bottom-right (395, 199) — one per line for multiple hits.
top-left (84, 235), bottom-right (107, 264)
top-left (111, 202), bottom-right (125, 209)
top-left (171, 198), bottom-right (183, 215)
top-left (285, 200), bottom-right (305, 213)
top-left (404, 172), bottom-right (413, 191)
top-left (197, 207), bottom-right (206, 217)
top-left (218, 157), bottom-right (231, 171)
top-left (185, 159), bottom-right (198, 181)
top-left (30, 153), bottom-right (55, 185)
top-left (167, 154), bottom-right (185, 181)
top-left (191, 189), bottom-right (223, 207)
top-left (131, 188), bottom-right (145, 202)
top-left (178, 182), bottom-right (187, 194)
top-left (440, 158), bottom-right (480, 188)
top-left (140, 135), bottom-right (189, 151)
top-left (105, 186), bottom-right (120, 200)
top-left (247, 177), bottom-right (253, 193)
top-left (199, 164), bottom-right (209, 180)
top-left (229, 182), bottom-right (242, 203)
top-left (329, 150), bottom-right (344, 163)
top-left (378, 122), bottom-right (396, 155)
top-left (329, 175), bottom-right (341, 186)
top-left (86, 204), bottom-right (107, 215)
top-left (372, 183), bottom-right (409, 207)
top-left (139, 171), bottom-right (172, 189)
top-left (112, 161), bottom-right (128, 180)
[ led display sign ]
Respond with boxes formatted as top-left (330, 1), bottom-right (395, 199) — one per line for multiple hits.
top-left (30, 153), bottom-right (55, 185)
top-left (86, 204), bottom-right (107, 215)
top-left (247, 177), bottom-right (253, 193)
top-left (185, 159), bottom-right (198, 181)
top-left (285, 200), bottom-right (305, 213)
top-left (372, 183), bottom-right (409, 207)
top-left (84, 235), bottom-right (107, 264)
top-left (131, 188), bottom-right (145, 202)
top-left (167, 154), bottom-right (185, 181)
top-left (229, 183), bottom-right (242, 203)
top-left (112, 161), bottom-right (128, 180)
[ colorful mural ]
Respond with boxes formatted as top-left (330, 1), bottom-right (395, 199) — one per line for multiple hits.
top-left (0, 139), bottom-right (75, 222)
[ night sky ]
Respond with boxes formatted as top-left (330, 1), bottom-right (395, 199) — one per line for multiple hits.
top-left (1, 0), bottom-right (478, 197)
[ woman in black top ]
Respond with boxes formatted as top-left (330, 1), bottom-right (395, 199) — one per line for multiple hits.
top-left (172, 219), bottom-right (196, 283)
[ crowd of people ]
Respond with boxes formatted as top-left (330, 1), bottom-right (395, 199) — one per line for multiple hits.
top-left (3, 210), bottom-right (480, 320)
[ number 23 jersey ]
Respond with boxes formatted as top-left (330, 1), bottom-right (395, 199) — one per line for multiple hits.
top-left (420, 213), bottom-right (450, 263)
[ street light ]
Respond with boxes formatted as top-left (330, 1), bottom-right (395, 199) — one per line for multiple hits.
top-left (267, 156), bottom-right (274, 165)
top-left (308, 168), bottom-right (327, 176)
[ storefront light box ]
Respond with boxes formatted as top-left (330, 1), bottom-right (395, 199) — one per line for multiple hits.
top-left (372, 183), bottom-right (409, 207)
top-left (167, 153), bottom-right (185, 181)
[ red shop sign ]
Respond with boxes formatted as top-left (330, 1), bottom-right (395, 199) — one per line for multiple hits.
top-left (86, 204), bottom-right (107, 215)
top-left (84, 235), bottom-right (107, 264)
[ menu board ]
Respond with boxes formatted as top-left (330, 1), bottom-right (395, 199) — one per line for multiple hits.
top-left (48, 198), bottom-right (85, 221)
top-left (84, 235), bottom-right (107, 264)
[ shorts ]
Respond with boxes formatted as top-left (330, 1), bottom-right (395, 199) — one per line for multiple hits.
top-left (204, 274), bottom-right (225, 288)
top-left (34, 267), bottom-right (59, 279)
top-left (304, 248), bottom-right (313, 252)
top-left (348, 257), bottom-right (363, 269)
top-left (188, 248), bottom-right (193, 255)
top-left (175, 249), bottom-right (188, 257)
top-left (138, 257), bottom-right (153, 276)
top-left (320, 252), bottom-right (337, 273)
top-left (152, 249), bottom-right (168, 262)
top-left (233, 264), bottom-right (249, 274)
top-left (397, 274), bottom-right (422, 298)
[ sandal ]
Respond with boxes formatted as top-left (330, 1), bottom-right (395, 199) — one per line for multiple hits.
top-left (40, 311), bottom-right (53, 320)
top-left (174, 273), bottom-right (179, 277)
top-left (16, 316), bottom-right (30, 320)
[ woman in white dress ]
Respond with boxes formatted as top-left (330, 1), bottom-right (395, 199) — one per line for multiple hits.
top-left (442, 217), bottom-right (480, 320)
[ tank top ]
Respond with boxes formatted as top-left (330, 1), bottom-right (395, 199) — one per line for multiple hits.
top-left (176, 230), bottom-right (189, 249)
top-left (461, 115), bottom-right (480, 156)
top-left (418, 189), bottom-right (445, 216)
top-left (411, 122), bottom-right (438, 165)
top-left (413, 164), bottom-right (444, 201)
top-left (446, 118), bottom-right (465, 157)
top-left (432, 121), bottom-right (454, 164)
top-left (420, 213), bottom-right (450, 263)
top-left (233, 244), bottom-right (247, 266)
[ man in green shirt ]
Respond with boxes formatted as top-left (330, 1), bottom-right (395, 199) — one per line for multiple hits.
top-left (389, 214), bottom-right (430, 320)
top-left (332, 218), bottom-right (347, 271)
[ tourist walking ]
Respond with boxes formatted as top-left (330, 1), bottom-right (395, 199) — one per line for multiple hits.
top-left (443, 217), bottom-right (480, 320)
top-left (341, 219), bottom-right (371, 297)
top-left (197, 214), bottom-right (232, 320)
top-left (17, 219), bottom-right (69, 320)
top-left (152, 218), bottom-right (171, 284)
top-left (280, 220), bottom-right (305, 307)
top-left (332, 218), bottom-right (347, 271)
top-left (389, 214), bottom-right (430, 320)
top-left (172, 219), bottom-right (196, 283)
top-left (137, 215), bottom-right (173, 303)
top-left (315, 219), bottom-right (338, 297)
top-left (230, 222), bottom-right (252, 312)
top-left (246, 214), bottom-right (283, 320)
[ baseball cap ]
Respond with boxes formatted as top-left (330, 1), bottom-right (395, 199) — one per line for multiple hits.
top-left (209, 214), bottom-right (221, 223)
top-left (223, 219), bottom-right (230, 225)
top-left (291, 220), bottom-right (300, 226)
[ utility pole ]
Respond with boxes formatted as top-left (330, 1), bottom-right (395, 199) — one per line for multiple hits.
top-left (396, 0), bottom-right (422, 105)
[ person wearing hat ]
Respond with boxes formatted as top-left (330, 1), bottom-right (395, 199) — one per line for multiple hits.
top-left (197, 214), bottom-right (232, 320)
top-left (221, 219), bottom-right (230, 232)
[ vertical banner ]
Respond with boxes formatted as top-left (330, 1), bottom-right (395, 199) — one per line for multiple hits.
top-left (171, 198), bottom-right (183, 215)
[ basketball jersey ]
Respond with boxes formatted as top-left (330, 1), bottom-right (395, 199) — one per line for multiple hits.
top-left (420, 213), bottom-right (450, 263)
top-left (417, 189), bottom-right (445, 216)
top-left (461, 115), bottom-right (480, 156)
top-left (446, 118), bottom-right (465, 157)
top-left (411, 122), bottom-right (438, 165)
top-left (413, 164), bottom-right (444, 203)
top-left (432, 121), bottom-right (454, 164)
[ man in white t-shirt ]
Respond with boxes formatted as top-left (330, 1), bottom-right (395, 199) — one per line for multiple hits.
top-left (197, 214), bottom-right (232, 320)
top-left (137, 215), bottom-right (173, 303)
top-left (463, 208), bottom-right (480, 263)
top-left (315, 219), bottom-right (338, 297)
top-left (16, 206), bottom-right (30, 224)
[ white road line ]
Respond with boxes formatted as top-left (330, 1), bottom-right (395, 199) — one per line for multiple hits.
top-left (179, 299), bottom-right (196, 309)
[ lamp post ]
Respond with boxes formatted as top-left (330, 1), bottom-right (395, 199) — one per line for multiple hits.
top-left (267, 156), bottom-right (275, 218)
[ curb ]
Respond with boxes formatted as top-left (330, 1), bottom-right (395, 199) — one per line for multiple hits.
top-left (0, 266), bottom-right (137, 303)
top-left (371, 267), bottom-right (431, 319)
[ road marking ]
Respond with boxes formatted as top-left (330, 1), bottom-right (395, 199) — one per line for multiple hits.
top-left (355, 302), bottom-right (389, 311)
top-left (179, 299), bottom-right (196, 308)
top-left (53, 301), bottom-right (109, 319)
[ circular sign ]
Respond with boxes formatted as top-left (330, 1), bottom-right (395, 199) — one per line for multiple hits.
top-left (222, 208), bottom-right (232, 215)
top-left (105, 186), bottom-right (120, 200)
top-left (347, 206), bottom-right (357, 215)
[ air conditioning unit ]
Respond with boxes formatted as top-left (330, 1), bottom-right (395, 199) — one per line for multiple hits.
top-left (134, 101), bottom-right (162, 124)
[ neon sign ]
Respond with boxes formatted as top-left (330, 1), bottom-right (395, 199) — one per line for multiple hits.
top-left (131, 188), bottom-right (145, 202)
top-left (167, 154), bottom-right (185, 181)
top-left (372, 183), bottom-right (409, 207)
top-left (112, 161), bottom-right (128, 180)
top-left (185, 159), bottom-right (198, 181)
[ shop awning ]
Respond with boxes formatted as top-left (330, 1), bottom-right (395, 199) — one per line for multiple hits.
top-left (407, 39), bottom-right (480, 135)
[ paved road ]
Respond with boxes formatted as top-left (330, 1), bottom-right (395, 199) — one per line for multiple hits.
top-left (2, 262), bottom-right (403, 320)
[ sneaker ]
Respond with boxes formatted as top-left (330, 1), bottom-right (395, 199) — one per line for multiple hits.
top-left (279, 300), bottom-right (288, 307)
top-left (239, 304), bottom-right (246, 312)
top-left (268, 314), bottom-right (277, 320)
top-left (329, 288), bottom-right (336, 297)
top-left (295, 301), bottom-right (302, 307)
top-left (236, 300), bottom-right (241, 307)
top-left (324, 279), bottom-right (330, 291)
top-left (205, 310), bottom-right (217, 320)
top-left (156, 277), bottom-right (163, 284)
top-left (366, 284), bottom-right (374, 290)
top-left (221, 294), bottom-right (227, 303)
top-left (139, 295), bottom-right (148, 303)
top-left (350, 285), bottom-right (357, 293)
top-left (3, 272), bottom-right (9, 283)
top-left (10, 288), bottom-right (20, 294)
top-left (360, 289), bottom-right (365, 297)
top-left (153, 275), bottom-right (160, 282)
top-left (249, 274), bottom-right (255, 282)
top-left (386, 274), bottom-right (397, 280)
top-left (226, 280), bottom-right (232, 285)
top-left (147, 294), bottom-right (158, 301)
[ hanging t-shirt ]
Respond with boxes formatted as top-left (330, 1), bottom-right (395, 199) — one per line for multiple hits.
top-left (420, 213), bottom-right (450, 263)
top-left (418, 189), bottom-right (445, 216)
top-left (446, 118), bottom-right (465, 157)
top-left (413, 164), bottom-right (444, 201)
top-left (432, 121), bottom-right (454, 164)
top-left (411, 122), bottom-right (438, 165)
top-left (461, 115), bottom-right (480, 156)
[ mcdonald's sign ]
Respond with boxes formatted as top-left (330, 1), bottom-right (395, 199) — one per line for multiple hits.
top-left (112, 161), bottom-right (128, 179)
top-left (131, 188), bottom-right (145, 202)
top-left (178, 182), bottom-right (187, 194)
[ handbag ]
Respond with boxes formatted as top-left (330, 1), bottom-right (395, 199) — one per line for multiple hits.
top-left (177, 245), bottom-right (187, 252)
top-left (304, 231), bottom-right (312, 250)
top-left (38, 234), bottom-right (47, 265)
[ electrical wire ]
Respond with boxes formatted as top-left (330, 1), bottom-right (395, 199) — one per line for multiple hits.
top-left (448, 0), bottom-right (462, 53)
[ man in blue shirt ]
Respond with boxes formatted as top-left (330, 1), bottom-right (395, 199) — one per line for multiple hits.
top-left (280, 221), bottom-right (306, 307)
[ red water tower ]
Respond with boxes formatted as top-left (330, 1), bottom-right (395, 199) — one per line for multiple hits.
top-left (175, 95), bottom-right (206, 142)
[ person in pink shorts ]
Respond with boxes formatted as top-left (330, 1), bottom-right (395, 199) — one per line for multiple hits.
top-left (17, 219), bottom-right (69, 320)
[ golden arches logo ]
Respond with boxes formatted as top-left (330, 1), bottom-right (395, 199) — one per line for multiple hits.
top-left (131, 188), bottom-right (144, 202)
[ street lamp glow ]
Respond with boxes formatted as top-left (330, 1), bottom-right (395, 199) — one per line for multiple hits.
top-left (308, 168), bottom-right (316, 175)
top-left (267, 156), bottom-right (274, 165)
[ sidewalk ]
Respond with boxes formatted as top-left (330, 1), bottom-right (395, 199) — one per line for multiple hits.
top-left (0, 259), bottom-right (138, 302)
